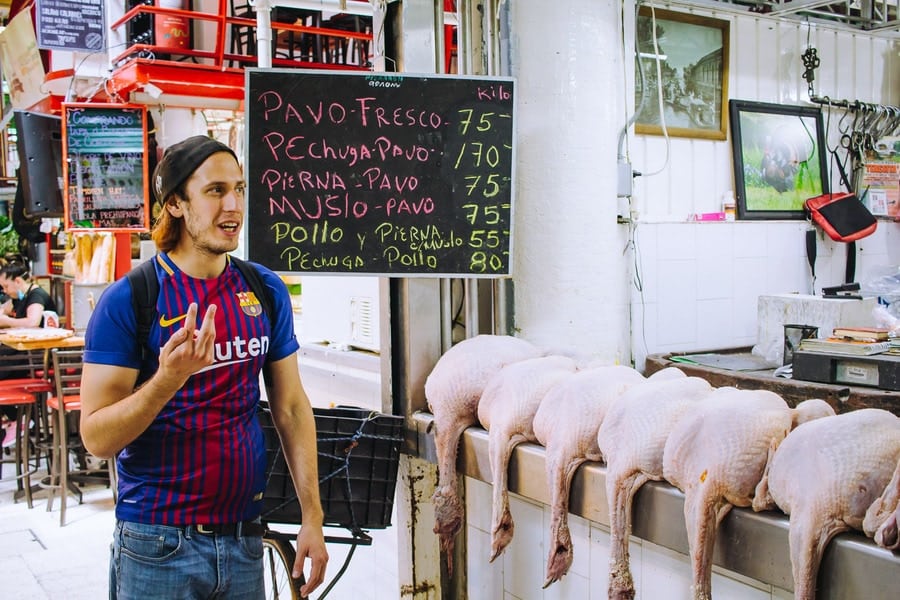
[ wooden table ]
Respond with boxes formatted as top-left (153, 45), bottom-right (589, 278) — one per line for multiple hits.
top-left (645, 347), bottom-right (899, 416)
top-left (0, 334), bottom-right (84, 352)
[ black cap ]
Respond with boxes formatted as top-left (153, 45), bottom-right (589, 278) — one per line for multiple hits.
top-left (152, 135), bottom-right (238, 204)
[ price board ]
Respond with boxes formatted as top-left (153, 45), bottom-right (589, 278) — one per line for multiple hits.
top-left (246, 70), bottom-right (516, 276)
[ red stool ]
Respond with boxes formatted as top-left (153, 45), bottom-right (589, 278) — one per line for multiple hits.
top-left (0, 389), bottom-right (39, 508)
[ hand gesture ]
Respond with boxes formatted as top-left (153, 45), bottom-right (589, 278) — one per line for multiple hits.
top-left (157, 303), bottom-right (217, 387)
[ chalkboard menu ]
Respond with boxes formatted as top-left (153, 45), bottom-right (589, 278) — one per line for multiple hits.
top-left (246, 70), bottom-right (516, 276)
top-left (63, 103), bottom-right (149, 231)
top-left (36, 0), bottom-right (106, 52)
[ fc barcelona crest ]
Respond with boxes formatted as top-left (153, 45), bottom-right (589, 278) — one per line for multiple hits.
top-left (237, 291), bottom-right (263, 317)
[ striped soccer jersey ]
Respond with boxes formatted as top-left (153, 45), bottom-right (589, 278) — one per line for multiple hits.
top-left (83, 253), bottom-right (300, 525)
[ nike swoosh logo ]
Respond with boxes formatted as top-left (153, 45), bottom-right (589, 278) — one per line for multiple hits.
top-left (159, 313), bottom-right (188, 327)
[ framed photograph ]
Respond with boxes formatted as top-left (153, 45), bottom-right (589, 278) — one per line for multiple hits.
top-left (729, 100), bottom-right (829, 220)
top-left (635, 8), bottom-right (729, 140)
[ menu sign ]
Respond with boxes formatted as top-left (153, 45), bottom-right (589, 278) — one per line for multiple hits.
top-left (246, 69), bottom-right (516, 277)
top-left (36, 0), bottom-right (106, 52)
top-left (63, 104), bottom-right (149, 231)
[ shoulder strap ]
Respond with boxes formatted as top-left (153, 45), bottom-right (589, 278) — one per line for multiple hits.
top-left (230, 256), bottom-right (276, 387)
top-left (230, 256), bottom-right (274, 322)
top-left (126, 258), bottom-right (159, 387)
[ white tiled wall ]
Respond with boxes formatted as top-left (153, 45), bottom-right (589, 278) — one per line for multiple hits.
top-left (629, 220), bottom-right (900, 370)
top-left (465, 478), bottom-right (790, 600)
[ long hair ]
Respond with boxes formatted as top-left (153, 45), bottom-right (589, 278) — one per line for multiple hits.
top-left (150, 182), bottom-right (188, 253)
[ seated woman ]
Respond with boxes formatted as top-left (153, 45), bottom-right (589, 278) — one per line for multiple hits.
top-left (0, 258), bottom-right (57, 446)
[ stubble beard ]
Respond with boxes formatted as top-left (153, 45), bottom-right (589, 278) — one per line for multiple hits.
top-left (185, 219), bottom-right (241, 258)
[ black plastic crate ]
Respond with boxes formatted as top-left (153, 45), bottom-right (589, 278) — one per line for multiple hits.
top-left (259, 404), bottom-right (404, 530)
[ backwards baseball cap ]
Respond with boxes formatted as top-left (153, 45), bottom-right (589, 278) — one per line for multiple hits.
top-left (152, 135), bottom-right (238, 204)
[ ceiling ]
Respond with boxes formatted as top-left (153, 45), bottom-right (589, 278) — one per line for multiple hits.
top-left (1, 1), bottom-right (896, 36)
top-left (695, 0), bottom-right (900, 34)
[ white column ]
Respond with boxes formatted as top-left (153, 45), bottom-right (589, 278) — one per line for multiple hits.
top-left (508, 0), bottom-right (630, 363)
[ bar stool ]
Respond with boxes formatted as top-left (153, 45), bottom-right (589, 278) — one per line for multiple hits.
top-left (0, 388), bottom-right (38, 507)
top-left (45, 347), bottom-right (117, 526)
top-left (0, 350), bottom-right (54, 503)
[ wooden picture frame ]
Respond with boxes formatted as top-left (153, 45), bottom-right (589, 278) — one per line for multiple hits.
top-left (635, 8), bottom-right (730, 141)
top-left (729, 100), bottom-right (829, 220)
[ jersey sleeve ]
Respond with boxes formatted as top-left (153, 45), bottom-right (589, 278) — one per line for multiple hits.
top-left (83, 277), bottom-right (143, 370)
top-left (253, 262), bottom-right (300, 363)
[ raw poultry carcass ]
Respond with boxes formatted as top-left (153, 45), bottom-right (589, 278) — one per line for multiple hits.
top-left (662, 391), bottom-right (835, 600)
top-left (532, 365), bottom-right (646, 588)
top-left (424, 334), bottom-right (545, 569)
top-left (597, 369), bottom-right (715, 600)
top-left (864, 456), bottom-right (900, 550)
top-left (476, 354), bottom-right (578, 562)
top-left (752, 408), bottom-right (900, 600)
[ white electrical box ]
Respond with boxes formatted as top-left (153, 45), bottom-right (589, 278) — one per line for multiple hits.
top-left (298, 276), bottom-right (381, 352)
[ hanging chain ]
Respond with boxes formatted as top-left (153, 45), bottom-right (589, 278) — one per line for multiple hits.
top-left (801, 46), bottom-right (820, 98)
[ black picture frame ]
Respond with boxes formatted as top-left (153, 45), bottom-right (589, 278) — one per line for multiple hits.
top-left (729, 100), bottom-right (829, 220)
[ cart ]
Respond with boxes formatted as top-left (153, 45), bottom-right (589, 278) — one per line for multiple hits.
top-left (257, 403), bottom-right (405, 599)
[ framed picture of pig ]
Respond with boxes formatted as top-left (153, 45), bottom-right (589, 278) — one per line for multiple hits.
top-left (729, 100), bottom-right (829, 220)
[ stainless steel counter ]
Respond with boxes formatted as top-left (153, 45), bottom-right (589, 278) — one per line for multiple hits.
top-left (411, 412), bottom-right (900, 598)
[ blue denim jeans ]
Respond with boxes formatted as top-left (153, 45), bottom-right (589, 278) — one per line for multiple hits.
top-left (110, 520), bottom-right (265, 600)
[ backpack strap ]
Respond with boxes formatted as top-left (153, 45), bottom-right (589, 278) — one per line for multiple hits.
top-left (230, 256), bottom-right (276, 386)
top-left (125, 258), bottom-right (159, 387)
top-left (230, 256), bottom-right (274, 322)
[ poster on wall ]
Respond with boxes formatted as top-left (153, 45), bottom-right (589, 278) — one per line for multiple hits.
top-left (0, 11), bottom-right (49, 110)
top-left (861, 158), bottom-right (900, 218)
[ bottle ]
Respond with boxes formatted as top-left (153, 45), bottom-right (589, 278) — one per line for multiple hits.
top-left (722, 191), bottom-right (736, 221)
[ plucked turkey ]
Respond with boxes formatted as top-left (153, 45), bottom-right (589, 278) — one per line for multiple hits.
top-left (424, 334), bottom-right (544, 569)
top-left (532, 365), bottom-right (646, 587)
top-left (663, 391), bottom-right (834, 600)
top-left (597, 369), bottom-right (715, 600)
top-left (752, 408), bottom-right (900, 600)
top-left (476, 354), bottom-right (578, 562)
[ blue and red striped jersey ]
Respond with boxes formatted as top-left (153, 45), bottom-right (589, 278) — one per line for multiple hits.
top-left (84, 253), bottom-right (300, 525)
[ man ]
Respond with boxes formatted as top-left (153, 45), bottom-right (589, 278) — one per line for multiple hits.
top-left (80, 136), bottom-right (328, 599)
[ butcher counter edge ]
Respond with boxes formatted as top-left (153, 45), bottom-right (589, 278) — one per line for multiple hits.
top-left (411, 411), bottom-right (900, 598)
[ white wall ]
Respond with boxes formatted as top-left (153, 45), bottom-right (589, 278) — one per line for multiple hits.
top-left (624, 3), bottom-right (899, 370)
top-left (465, 478), bottom-right (794, 600)
top-left (462, 2), bottom-right (899, 597)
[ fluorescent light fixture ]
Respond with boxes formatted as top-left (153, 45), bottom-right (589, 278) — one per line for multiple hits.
top-left (638, 52), bottom-right (667, 60)
top-left (143, 82), bottom-right (164, 99)
top-left (131, 91), bottom-right (242, 111)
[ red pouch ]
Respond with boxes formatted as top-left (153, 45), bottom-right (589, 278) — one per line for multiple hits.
top-left (805, 192), bottom-right (877, 242)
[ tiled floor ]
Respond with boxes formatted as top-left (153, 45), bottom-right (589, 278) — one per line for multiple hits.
top-left (0, 463), bottom-right (115, 599)
top-left (0, 340), bottom-right (392, 599)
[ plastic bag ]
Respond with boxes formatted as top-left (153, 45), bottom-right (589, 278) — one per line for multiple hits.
top-left (860, 266), bottom-right (900, 320)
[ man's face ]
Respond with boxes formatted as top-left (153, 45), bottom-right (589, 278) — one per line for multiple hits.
top-left (172, 152), bottom-right (246, 255)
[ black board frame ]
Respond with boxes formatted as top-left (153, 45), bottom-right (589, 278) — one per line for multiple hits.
top-left (245, 69), bottom-right (516, 277)
top-left (62, 103), bottom-right (150, 232)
